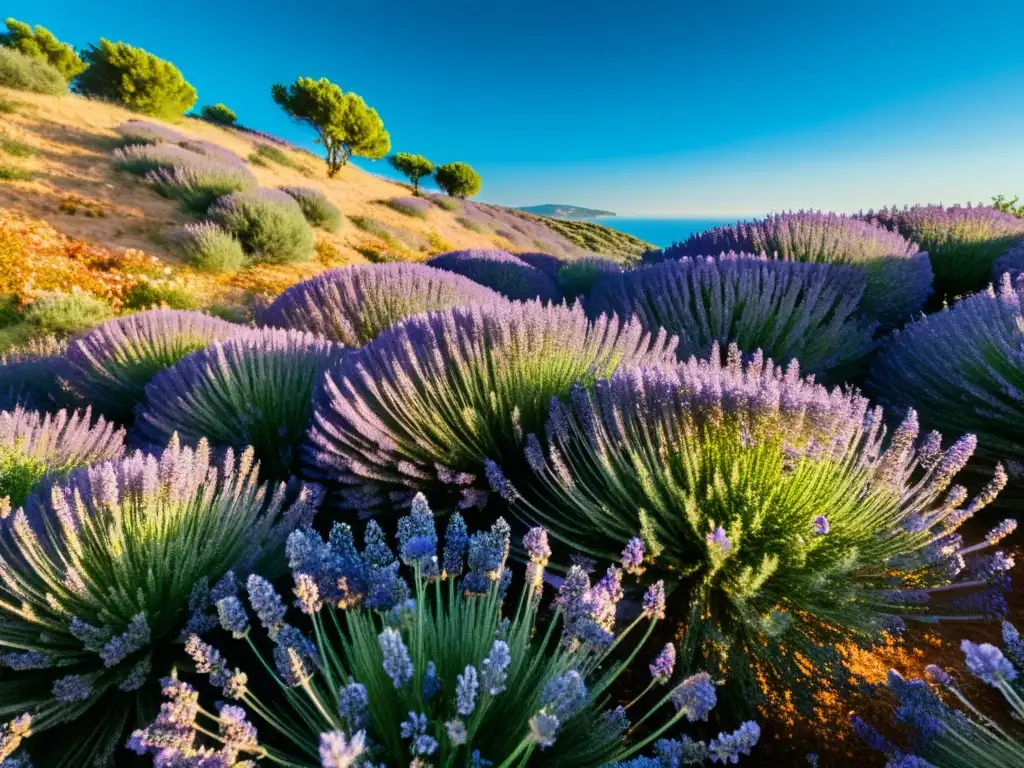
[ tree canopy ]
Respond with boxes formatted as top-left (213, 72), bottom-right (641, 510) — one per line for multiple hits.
top-left (75, 39), bottom-right (197, 118)
top-left (388, 153), bottom-right (434, 195)
top-left (434, 162), bottom-right (482, 199)
top-left (2, 17), bottom-right (86, 83)
top-left (271, 77), bottom-right (390, 178)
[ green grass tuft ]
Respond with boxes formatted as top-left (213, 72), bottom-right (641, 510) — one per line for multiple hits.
top-left (0, 137), bottom-right (36, 158)
top-left (0, 164), bottom-right (33, 182)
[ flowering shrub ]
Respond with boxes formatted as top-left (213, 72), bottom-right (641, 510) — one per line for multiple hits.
top-left (0, 336), bottom-right (74, 412)
top-left (0, 47), bottom-right (66, 96)
top-left (0, 209), bottom-right (171, 309)
top-left (145, 160), bottom-right (259, 213)
top-left (517, 251), bottom-right (564, 277)
top-left (111, 142), bottom-right (207, 175)
top-left (171, 221), bottom-right (247, 274)
top-left (129, 495), bottom-right (758, 766)
top-left (280, 186), bottom-right (342, 232)
top-left (427, 249), bottom-right (562, 302)
top-left (260, 263), bottom-right (504, 346)
top-left (178, 139), bottom-right (247, 169)
top-left (867, 204), bottom-right (1024, 300)
top-left (387, 195), bottom-right (432, 219)
top-left (0, 406), bottom-right (124, 507)
top-left (136, 328), bottom-right (344, 479)
top-left (115, 120), bottom-right (189, 145)
top-left (0, 436), bottom-right (321, 764)
top-left (210, 189), bottom-right (315, 265)
top-left (868, 274), bottom-right (1024, 501)
top-left (994, 240), bottom-right (1024, 282)
top-left (306, 300), bottom-right (677, 511)
top-left (855, 622), bottom-right (1024, 767)
top-left (64, 309), bottom-right (244, 422)
top-left (586, 254), bottom-right (876, 379)
top-left (651, 211), bottom-right (931, 328)
top-left (510, 347), bottom-right (1013, 711)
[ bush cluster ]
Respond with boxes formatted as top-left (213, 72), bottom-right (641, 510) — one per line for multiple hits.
top-left (279, 185), bottom-right (342, 231)
top-left (2, 18), bottom-right (85, 83)
top-left (171, 221), bottom-right (247, 274)
top-left (75, 39), bottom-right (197, 119)
top-left (198, 102), bottom-right (236, 125)
top-left (427, 249), bottom-right (562, 302)
top-left (209, 188), bottom-right (315, 264)
top-left (0, 46), bottom-right (66, 95)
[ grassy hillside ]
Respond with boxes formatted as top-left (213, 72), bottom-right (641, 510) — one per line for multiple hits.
top-left (0, 86), bottom-right (648, 350)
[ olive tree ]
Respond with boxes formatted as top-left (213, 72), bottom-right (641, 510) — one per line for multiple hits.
top-left (434, 161), bottom-right (482, 199)
top-left (388, 153), bottom-right (434, 195)
top-left (271, 77), bottom-right (390, 178)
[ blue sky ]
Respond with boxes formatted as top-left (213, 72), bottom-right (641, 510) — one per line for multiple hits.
top-left (12, 1), bottom-right (1024, 215)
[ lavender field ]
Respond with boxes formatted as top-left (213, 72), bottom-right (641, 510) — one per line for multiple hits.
top-left (0, 203), bottom-right (1023, 767)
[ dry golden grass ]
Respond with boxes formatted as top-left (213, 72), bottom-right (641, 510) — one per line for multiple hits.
top-left (0, 86), bottom-right (504, 294)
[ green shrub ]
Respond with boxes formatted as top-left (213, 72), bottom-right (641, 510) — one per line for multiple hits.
top-left (0, 164), bottom-right (32, 182)
top-left (23, 291), bottom-right (111, 334)
top-left (171, 221), bottom-right (247, 274)
top-left (432, 195), bottom-right (461, 212)
top-left (388, 152), bottom-right (434, 194)
top-left (435, 161), bottom-right (482, 199)
top-left (75, 39), bottom-right (197, 118)
top-left (279, 185), bottom-right (342, 231)
top-left (246, 151), bottom-right (268, 167)
top-left (198, 102), bottom-right (236, 125)
top-left (0, 98), bottom-right (17, 114)
top-left (0, 136), bottom-right (35, 157)
top-left (271, 76), bottom-right (390, 177)
top-left (210, 189), bottom-right (315, 265)
top-left (2, 18), bottom-right (87, 83)
top-left (251, 142), bottom-right (309, 173)
top-left (122, 281), bottom-right (200, 310)
top-left (0, 46), bottom-right (66, 95)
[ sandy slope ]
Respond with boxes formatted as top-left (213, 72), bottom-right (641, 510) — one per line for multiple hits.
top-left (0, 87), bottom-right (503, 267)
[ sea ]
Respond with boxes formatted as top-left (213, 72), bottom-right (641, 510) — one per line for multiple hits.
top-left (594, 217), bottom-right (737, 248)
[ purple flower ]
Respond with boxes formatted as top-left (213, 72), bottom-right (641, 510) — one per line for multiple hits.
top-left (379, 628), bottom-right (413, 688)
top-left (339, 682), bottom-right (370, 730)
top-left (646, 210), bottom-right (929, 327)
top-left (620, 537), bottom-right (645, 575)
top-left (480, 640), bottom-right (512, 695)
top-left (588, 253), bottom-right (878, 374)
top-left (986, 519), bottom-right (1017, 545)
top-left (427, 248), bottom-right (562, 302)
top-left (813, 515), bottom-right (830, 535)
top-left (851, 714), bottom-right (894, 753)
top-left (442, 513), bottom-right (469, 577)
top-left (217, 704), bottom-right (258, 753)
top-left (540, 670), bottom-right (587, 721)
top-left (117, 120), bottom-right (190, 145)
top-left (923, 665), bottom-right (951, 686)
top-left (397, 493), bottom-right (439, 576)
top-left (670, 672), bottom-right (717, 721)
top-left (456, 665), bottom-right (479, 716)
top-left (529, 711), bottom-right (560, 748)
top-left (706, 526), bottom-right (732, 556)
top-left (649, 643), bottom-right (677, 682)
top-left (708, 721), bottom-right (760, 764)
top-left (247, 574), bottom-right (286, 637)
top-left (64, 309), bottom-right (243, 421)
top-left (642, 581), bottom-right (666, 620)
top-left (524, 527), bottom-right (552, 562)
top-left (216, 596), bottom-right (249, 638)
top-left (961, 640), bottom-right (1017, 685)
top-left (260, 262), bottom-right (503, 347)
top-left (52, 674), bottom-right (92, 703)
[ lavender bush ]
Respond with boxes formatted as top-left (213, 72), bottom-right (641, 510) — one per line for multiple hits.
top-left (387, 195), bottom-right (432, 219)
top-left (0, 437), bottom-right (322, 765)
top-left (136, 328), bottom-right (344, 479)
top-left (994, 240), bottom-right (1024, 282)
top-left (0, 406), bottom-right (124, 507)
top-left (146, 160), bottom-right (259, 213)
top-left (868, 274), bottom-right (1024, 502)
top-left (867, 204), bottom-right (1024, 300)
top-left (280, 186), bottom-right (342, 232)
top-left (129, 495), bottom-right (758, 766)
top-left (111, 142), bottom-right (206, 175)
top-left (650, 211), bottom-right (931, 328)
top-left (586, 254), bottom-right (877, 380)
top-left (305, 301), bottom-right (677, 511)
top-left (210, 189), bottom-right (315, 265)
top-left (171, 221), bottom-right (247, 274)
top-left (856, 621), bottom-right (1024, 767)
top-left (64, 309), bottom-right (244, 422)
top-left (509, 346), bottom-right (1013, 711)
top-left (0, 336), bottom-right (74, 412)
top-left (260, 263), bottom-right (505, 347)
top-left (115, 120), bottom-right (189, 145)
top-left (517, 251), bottom-right (565, 277)
top-left (427, 249), bottom-right (562, 302)
top-left (178, 139), bottom-right (248, 169)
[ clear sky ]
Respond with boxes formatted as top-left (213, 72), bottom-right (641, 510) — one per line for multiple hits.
top-left (10, 1), bottom-right (1024, 216)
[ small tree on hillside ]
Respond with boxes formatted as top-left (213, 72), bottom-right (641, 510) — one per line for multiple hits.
top-left (199, 102), bottom-right (237, 125)
top-left (271, 77), bottom-right (390, 178)
top-left (75, 39), bottom-right (197, 118)
top-left (388, 153), bottom-right (434, 195)
top-left (434, 162), bottom-right (482, 199)
top-left (2, 18), bottom-right (87, 83)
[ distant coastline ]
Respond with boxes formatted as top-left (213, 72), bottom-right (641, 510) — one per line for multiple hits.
top-left (517, 204), bottom-right (616, 219)
top-left (594, 217), bottom-right (737, 248)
